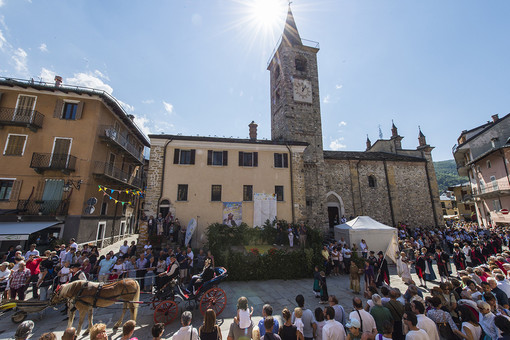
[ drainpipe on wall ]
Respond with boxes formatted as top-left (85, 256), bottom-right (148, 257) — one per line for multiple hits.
top-left (285, 144), bottom-right (295, 224)
top-left (383, 160), bottom-right (396, 227)
top-left (157, 139), bottom-right (173, 214)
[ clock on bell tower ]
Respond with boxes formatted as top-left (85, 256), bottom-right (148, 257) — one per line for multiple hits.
top-left (268, 5), bottom-right (323, 162)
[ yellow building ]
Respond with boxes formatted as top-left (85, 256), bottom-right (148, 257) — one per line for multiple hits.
top-left (440, 191), bottom-right (459, 218)
top-left (0, 77), bottom-right (149, 250)
top-left (448, 183), bottom-right (477, 221)
top-left (146, 124), bottom-right (307, 244)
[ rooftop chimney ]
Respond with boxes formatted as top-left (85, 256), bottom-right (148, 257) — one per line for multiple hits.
top-left (366, 135), bottom-right (372, 150)
top-left (54, 75), bottom-right (62, 87)
top-left (127, 114), bottom-right (135, 121)
top-left (492, 114), bottom-right (499, 122)
top-left (249, 121), bottom-right (258, 141)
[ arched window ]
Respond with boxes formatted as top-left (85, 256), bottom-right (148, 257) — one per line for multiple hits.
top-left (368, 175), bottom-right (377, 188)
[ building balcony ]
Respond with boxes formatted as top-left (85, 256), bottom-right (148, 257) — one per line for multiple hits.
top-left (99, 125), bottom-right (144, 164)
top-left (17, 199), bottom-right (69, 216)
top-left (0, 107), bottom-right (44, 131)
top-left (92, 161), bottom-right (142, 189)
top-left (30, 153), bottom-right (77, 174)
top-left (475, 182), bottom-right (510, 198)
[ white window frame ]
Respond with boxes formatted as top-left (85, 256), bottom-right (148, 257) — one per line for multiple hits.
top-left (0, 177), bottom-right (16, 201)
top-left (61, 99), bottom-right (80, 120)
top-left (50, 137), bottom-right (73, 167)
top-left (96, 221), bottom-right (107, 245)
top-left (14, 94), bottom-right (37, 121)
top-left (3, 133), bottom-right (28, 156)
top-left (119, 220), bottom-right (126, 237)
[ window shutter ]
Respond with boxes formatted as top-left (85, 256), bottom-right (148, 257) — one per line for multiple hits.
top-left (190, 149), bottom-right (196, 164)
top-left (239, 152), bottom-right (244, 166)
top-left (9, 180), bottom-right (22, 202)
top-left (223, 151), bottom-right (228, 166)
top-left (173, 149), bottom-right (180, 164)
top-left (0, 92), bottom-right (3, 105)
top-left (207, 150), bottom-right (212, 165)
top-left (253, 152), bottom-right (258, 167)
top-left (53, 99), bottom-right (64, 118)
top-left (284, 153), bottom-right (289, 168)
top-left (274, 153), bottom-right (278, 167)
top-left (75, 101), bottom-right (85, 120)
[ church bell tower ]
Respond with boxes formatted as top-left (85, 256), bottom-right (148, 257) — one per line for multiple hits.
top-left (268, 6), bottom-right (323, 163)
top-left (268, 6), bottom-right (328, 228)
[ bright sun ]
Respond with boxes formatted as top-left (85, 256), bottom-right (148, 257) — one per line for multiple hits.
top-left (249, 0), bottom-right (287, 29)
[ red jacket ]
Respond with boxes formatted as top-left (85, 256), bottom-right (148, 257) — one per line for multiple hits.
top-left (26, 258), bottom-right (43, 275)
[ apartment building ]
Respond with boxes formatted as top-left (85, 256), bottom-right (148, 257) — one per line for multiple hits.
top-left (453, 113), bottom-right (510, 226)
top-left (0, 77), bottom-right (149, 250)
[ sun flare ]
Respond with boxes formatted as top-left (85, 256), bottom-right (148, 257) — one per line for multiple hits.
top-left (249, 0), bottom-right (287, 29)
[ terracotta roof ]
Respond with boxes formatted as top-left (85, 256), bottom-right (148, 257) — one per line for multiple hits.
top-left (324, 151), bottom-right (426, 162)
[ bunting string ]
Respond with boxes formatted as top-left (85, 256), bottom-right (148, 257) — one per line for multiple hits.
top-left (98, 185), bottom-right (144, 206)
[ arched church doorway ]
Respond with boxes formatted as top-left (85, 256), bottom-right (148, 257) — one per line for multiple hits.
top-left (326, 192), bottom-right (345, 228)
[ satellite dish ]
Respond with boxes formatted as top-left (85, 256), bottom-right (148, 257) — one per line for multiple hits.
top-left (86, 197), bottom-right (98, 206)
top-left (84, 206), bottom-right (95, 214)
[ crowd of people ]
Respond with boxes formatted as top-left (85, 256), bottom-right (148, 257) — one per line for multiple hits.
top-left (5, 220), bottom-right (510, 340)
top-left (0, 237), bottom-right (215, 304)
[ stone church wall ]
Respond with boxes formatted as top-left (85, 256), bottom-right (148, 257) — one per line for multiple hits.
top-left (324, 159), bottom-right (437, 228)
top-left (389, 161), bottom-right (436, 226)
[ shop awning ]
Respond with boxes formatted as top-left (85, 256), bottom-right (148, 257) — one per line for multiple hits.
top-left (0, 221), bottom-right (63, 241)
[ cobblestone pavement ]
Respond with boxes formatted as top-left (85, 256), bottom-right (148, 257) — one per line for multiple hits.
top-left (0, 264), bottom-right (447, 340)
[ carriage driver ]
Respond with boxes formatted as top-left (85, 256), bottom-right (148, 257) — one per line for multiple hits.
top-left (70, 263), bottom-right (87, 282)
top-left (187, 258), bottom-right (214, 295)
top-left (157, 254), bottom-right (179, 290)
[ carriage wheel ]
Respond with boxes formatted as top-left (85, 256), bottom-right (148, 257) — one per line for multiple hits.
top-left (153, 300), bottom-right (179, 325)
top-left (151, 296), bottom-right (162, 310)
top-left (11, 311), bottom-right (27, 324)
top-left (199, 287), bottom-right (227, 316)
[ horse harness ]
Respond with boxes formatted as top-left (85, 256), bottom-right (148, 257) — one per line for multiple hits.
top-left (72, 280), bottom-right (133, 308)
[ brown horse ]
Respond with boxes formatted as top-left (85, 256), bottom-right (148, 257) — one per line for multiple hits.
top-left (50, 279), bottom-right (140, 335)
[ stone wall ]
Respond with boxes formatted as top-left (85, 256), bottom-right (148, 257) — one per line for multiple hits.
top-left (146, 143), bottom-right (165, 218)
top-left (324, 158), bottom-right (439, 227)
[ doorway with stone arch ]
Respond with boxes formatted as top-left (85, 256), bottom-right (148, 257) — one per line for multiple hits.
top-left (326, 191), bottom-right (345, 228)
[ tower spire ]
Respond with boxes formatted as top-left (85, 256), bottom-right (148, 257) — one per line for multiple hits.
top-left (282, 4), bottom-right (302, 46)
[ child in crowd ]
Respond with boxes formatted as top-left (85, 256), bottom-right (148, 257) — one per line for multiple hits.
top-left (293, 307), bottom-right (304, 338)
top-left (108, 268), bottom-right (119, 282)
top-left (234, 296), bottom-right (253, 329)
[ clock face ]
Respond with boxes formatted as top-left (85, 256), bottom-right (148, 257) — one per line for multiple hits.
top-left (293, 78), bottom-right (312, 103)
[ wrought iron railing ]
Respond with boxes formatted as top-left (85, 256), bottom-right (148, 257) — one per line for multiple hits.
top-left (17, 199), bottom-right (69, 216)
top-left (99, 125), bottom-right (143, 162)
top-left (30, 153), bottom-right (77, 171)
top-left (0, 107), bottom-right (44, 128)
top-left (93, 161), bottom-right (142, 188)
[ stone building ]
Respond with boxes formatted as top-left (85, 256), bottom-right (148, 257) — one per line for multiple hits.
top-left (145, 6), bottom-right (443, 242)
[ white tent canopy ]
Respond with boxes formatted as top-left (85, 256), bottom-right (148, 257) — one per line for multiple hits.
top-left (334, 216), bottom-right (398, 263)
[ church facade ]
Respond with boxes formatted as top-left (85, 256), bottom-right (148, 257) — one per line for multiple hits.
top-left (145, 7), bottom-right (443, 241)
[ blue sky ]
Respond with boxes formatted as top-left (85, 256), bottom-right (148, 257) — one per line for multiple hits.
top-left (0, 0), bottom-right (509, 161)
